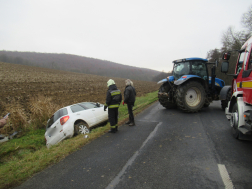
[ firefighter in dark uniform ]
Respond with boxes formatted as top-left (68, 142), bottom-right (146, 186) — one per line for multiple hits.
top-left (104, 79), bottom-right (122, 133)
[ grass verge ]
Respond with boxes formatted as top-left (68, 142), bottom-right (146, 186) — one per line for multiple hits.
top-left (0, 91), bottom-right (158, 189)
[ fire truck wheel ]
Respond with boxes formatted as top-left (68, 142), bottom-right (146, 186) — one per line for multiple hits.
top-left (231, 103), bottom-right (241, 139)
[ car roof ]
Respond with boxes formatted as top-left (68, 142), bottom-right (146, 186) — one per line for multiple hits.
top-left (173, 57), bottom-right (208, 63)
top-left (64, 102), bottom-right (94, 108)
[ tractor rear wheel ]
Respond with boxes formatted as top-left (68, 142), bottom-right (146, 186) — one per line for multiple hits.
top-left (175, 81), bottom-right (206, 112)
top-left (158, 83), bottom-right (177, 109)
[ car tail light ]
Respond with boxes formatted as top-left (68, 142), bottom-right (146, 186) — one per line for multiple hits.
top-left (182, 76), bottom-right (187, 78)
top-left (60, 116), bottom-right (70, 125)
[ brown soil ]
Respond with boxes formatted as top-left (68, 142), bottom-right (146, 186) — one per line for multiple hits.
top-left (0, 61), bottom-right (159, 117)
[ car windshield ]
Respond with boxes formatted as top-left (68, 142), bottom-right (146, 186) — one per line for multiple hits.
top-left (173, 62), bottom-right (190, 79)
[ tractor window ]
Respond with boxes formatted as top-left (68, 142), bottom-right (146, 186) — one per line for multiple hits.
top-left (191, 61), bottom-right (207, 80)
top-left (173, 62), bottom-right (190, 79)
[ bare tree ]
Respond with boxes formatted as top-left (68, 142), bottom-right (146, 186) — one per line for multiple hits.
top-left (221, 27), bottom-right (246, 51)
top-left (241, 5), bottom-right (252, 32)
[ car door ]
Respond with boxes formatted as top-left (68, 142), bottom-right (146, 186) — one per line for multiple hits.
top-left (70, 104), bottom-right (97, 127)
top-left (79, 102), bottom-right (104, 124)
top-left (93, 103), bottom-right (107, 123)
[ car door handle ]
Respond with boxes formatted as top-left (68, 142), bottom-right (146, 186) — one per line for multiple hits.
top-left (77, 114), bottom-right (80, 115)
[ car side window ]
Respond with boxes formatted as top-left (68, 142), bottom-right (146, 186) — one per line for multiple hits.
top-left (80, 102), bottom-right (96, 109)
top-left (60, 108), bottom-right (68, 117)
top-left (54, 110), bottom-right (61, 122)
top-left (70, 104), bottom-right (86, 113)
top-left (47, 115), bottom-right (54, 129)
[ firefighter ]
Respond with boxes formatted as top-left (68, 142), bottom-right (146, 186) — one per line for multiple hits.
top-left (104, 79), bottom-right (122, 133)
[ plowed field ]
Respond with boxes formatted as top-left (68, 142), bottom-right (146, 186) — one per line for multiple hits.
top-left (0, 62), bottom-right (159, 129)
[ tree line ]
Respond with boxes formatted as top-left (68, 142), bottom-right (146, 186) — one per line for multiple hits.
top-left (0, 51), bottom-right (161, 82)
top-left (206, 5), bottom-right (252, 85)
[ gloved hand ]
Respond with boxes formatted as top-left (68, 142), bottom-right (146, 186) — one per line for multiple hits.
top-left (104, 106), bottom-right (107, 111)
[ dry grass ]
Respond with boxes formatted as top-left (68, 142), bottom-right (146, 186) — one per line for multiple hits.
top-left (29, 95), bottom-right (62, 129)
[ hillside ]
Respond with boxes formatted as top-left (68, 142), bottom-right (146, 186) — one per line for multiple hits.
top-left (0, 51), bottom-right (161, 81)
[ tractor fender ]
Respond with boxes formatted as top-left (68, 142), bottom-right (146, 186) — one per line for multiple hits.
top-left (219, 85), bottom-right (231, 100)
top-left (174, 75), bottom-right (201, 85)
top-left (157, 76), bottom-right (175, 84)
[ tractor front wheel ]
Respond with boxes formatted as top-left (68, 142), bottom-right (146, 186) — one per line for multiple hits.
top-left (158, 82), bottom-right (177, 109)
top-left (175, 81), bottom-right (206, 112)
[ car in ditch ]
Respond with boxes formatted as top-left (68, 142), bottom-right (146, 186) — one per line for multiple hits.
top-left (45, 102), bottom-right (108, 148)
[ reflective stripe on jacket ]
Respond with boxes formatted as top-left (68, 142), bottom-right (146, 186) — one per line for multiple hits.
top-left (105, 84), bottom-right (122, 108)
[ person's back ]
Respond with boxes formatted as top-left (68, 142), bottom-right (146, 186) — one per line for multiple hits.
top-left (105, 79), bottom-right (122, 133)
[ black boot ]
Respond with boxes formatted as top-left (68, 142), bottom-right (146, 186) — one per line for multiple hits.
top-left (108, 128), bottom-right (116, 133)
top-left (129, 122), bottom-right (135, 126)
top-left (125, 121), bottom-right (131, 124)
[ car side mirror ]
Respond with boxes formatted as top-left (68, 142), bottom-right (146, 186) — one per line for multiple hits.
top-left (221, 62), bottom-right (229, 73)
top-left (96, 102), bottom-right (100, 107)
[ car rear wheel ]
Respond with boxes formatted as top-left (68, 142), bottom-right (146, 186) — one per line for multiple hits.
top-left (74, 121), bottom-right (90, 136)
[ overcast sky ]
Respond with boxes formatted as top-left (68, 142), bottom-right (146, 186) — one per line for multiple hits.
top-left (0, 0), bottom-right (251, 72)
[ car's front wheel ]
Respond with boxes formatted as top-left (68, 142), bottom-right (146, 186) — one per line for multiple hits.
top-left (74, 121), bottom-right (90, 136)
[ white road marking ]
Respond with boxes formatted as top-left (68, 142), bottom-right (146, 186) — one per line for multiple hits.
top-left (105, 122), bottom-right (162, 189)
top-left (218, 164), bottom-right (234, 189)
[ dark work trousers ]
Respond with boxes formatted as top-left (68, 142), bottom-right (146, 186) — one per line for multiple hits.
top-left (127, 104), bottom-right (134, 123)
top-left (108, 108), bottom-right (118, 129)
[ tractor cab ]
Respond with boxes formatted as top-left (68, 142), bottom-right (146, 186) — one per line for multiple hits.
top-left (173, 58), bottom-right (208, 81)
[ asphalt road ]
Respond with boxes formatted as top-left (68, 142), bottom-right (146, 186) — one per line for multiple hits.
top-left (16, 101), bottom-right (252, 189)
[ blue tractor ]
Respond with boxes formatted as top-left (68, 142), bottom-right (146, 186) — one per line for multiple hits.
top-left (157, 57), bottom-right (227, 112)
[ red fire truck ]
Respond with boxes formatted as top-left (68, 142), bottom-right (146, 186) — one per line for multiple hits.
top-left (221, 36), bottom-right (252, 139)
